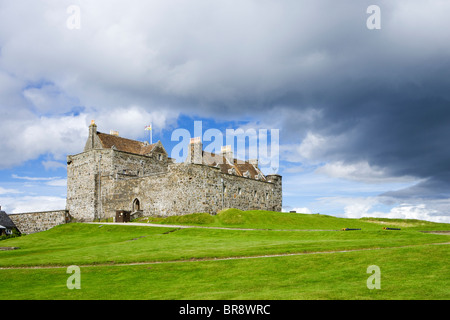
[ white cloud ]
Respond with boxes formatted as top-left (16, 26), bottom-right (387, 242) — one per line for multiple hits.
top-left (92, 106), bottom-right (178, 140)
top-left (42, 160), bottom-right (67, 171)
top-left (281, 132), bottom-right (327, 163)
top-left (280, 131), bottom-right (351, 165)
top-left (0, 187), bottom-right (22, 195)
top-left (12, 174), bottom-right (58, 181)
top-left (11, 174), bottom-right (66, 187)
top-left (45, 179), bottom-right (67, 187)
top-left (317, 196), bottom-right (450, 224)
top-left (1, 195), bottom-right (66, 214)
top-left (315, 161), bottom-right (418, 184)
top-left (22, 83), bottom-right (79, 114)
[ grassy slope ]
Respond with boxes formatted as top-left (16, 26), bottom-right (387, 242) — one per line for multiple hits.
top-left (1, 244), bottom-right (448, 300)
top-left (1, 209), bottom-right (449, 299)
top-left (136, 208), bottom-right (450, 231)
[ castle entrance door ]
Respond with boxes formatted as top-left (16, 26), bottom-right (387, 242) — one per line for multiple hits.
top-left (132, 198), bottom-right (141, 212)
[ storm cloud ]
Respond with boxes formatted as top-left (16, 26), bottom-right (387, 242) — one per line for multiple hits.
top-left (0, 0), bottom-right (449, 218)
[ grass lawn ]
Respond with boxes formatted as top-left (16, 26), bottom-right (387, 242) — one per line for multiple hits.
top-left (135, 208), bottom-right (450, 231)
top-left (1, 244), bottom-right (448, 300)
top-left (1, 210), bottom-right (449, 300)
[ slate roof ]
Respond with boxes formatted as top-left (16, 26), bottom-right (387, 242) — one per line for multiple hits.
top-left (95, 130), bottom-right (264, 180)
top-left (97, 132), bottom-right (164, 156)
top-left (202, 151), bottom-right (266, 181)
top-left (0, 210), bottom-right (17, 229)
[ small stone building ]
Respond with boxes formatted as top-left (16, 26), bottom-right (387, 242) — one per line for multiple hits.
top-left (0, 207), bottom-right (20, 236)
top-left (66, 121), bottom-right (282, 221)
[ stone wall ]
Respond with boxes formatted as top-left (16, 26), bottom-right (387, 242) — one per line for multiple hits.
top-left (66, 150), bottom-right (102, 221)
top-left (67, 148), bottom-right (171, 221)
top-left (9, 210), bottom-right (70, 234)
top-left (67, 146), bottom-right (282, 221)
top-left (99, 162), bottom-right (282, 219)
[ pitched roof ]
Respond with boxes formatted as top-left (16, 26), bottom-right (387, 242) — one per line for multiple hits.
top-left (97, 132), bottom-right (164, 156)
top-left (0, 210), bottom-right (17, 229)
top-left (202, 151), bottom-right (266, 181)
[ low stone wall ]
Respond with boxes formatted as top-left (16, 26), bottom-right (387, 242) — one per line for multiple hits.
top-left (9, 210), bottom-right (71, 234)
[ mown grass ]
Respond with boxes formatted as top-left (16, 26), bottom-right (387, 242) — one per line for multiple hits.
top-left (134, 208), bottom-right (450, 231)
top-left (1, 210), bottom-right (449, 300)
top-left (1, 244), bottom-right (448, 300)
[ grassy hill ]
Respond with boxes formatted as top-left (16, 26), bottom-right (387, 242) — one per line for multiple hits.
top-left (135, 208), bottom-right (450, 231)
top-left (0, 209), bottom-right (449, 300)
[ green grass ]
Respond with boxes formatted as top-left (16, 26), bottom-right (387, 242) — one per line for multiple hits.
top-left (1, 244), bottom-right (448, 300)
top-left (1, 223), bottom-right (448, 268)
top-left (1, 209), bottom-right (449, 299)
top-left (135, 208), bottom-right (450, 231)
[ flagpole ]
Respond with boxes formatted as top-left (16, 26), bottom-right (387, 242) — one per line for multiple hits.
top-left (145, 123), bottom-right (153, 144)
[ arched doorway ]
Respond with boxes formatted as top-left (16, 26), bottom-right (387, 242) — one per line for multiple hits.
top-left (132, 198), bottom-right (141, 212)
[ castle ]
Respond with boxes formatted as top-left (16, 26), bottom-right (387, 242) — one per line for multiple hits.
top-left (66, 121), bottom-right (282, 221)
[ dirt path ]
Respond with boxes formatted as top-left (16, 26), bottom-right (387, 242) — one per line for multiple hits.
top-left (1, 241), bottom-right (449, 270)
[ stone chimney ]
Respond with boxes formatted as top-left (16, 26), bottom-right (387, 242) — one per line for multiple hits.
top-left (221, 145), bottom-right (233, 164)
top-left (249, 159), bottom-right (258, 168)
top-left (188, 137), bottom-right (203, 164)
top-left (84, 120), bottom-right (98, 152)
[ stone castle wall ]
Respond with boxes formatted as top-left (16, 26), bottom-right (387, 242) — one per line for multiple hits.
top-left (99, 162), bottom-right (282, 219)
top-left (66, 148), bottom-right (171, 221)
top-left (67, 146), bottom-right (282, 221)
top-left (9, 210), bottom-right (70, 234)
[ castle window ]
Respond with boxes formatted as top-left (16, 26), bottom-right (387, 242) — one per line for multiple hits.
top-left (238, 187), bottom-right (242, 195)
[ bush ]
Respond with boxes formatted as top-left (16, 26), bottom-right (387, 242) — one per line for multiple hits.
top-left (0, 228), bottom-right (21, 241)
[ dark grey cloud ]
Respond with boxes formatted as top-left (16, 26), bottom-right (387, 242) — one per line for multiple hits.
top-left (1, 0), bottom-right (449, 206)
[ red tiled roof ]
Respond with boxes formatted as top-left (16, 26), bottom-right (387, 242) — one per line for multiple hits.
top-left (202, 151), bottom-right (265, 180)
top-left (97, 132), bottom-right (159, 155)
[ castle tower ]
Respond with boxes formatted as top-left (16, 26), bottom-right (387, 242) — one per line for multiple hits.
top-left (266, 174), bottom-right (282, 212)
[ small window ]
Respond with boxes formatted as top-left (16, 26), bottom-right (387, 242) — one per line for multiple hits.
top-left (238, 187), bottom-right (242, 195)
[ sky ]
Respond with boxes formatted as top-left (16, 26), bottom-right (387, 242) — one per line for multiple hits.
top-left (1, 0), bottom-right (450, 223)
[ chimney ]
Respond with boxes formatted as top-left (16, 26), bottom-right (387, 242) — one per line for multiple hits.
top-left (249, 159), bottom-right (258, 168)
top-left (188, 137), bottom-right (203, 164)
top-left (84, 120), bottom-right (98, 151)
top-left (221, 145), bottom-right (233, 164)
